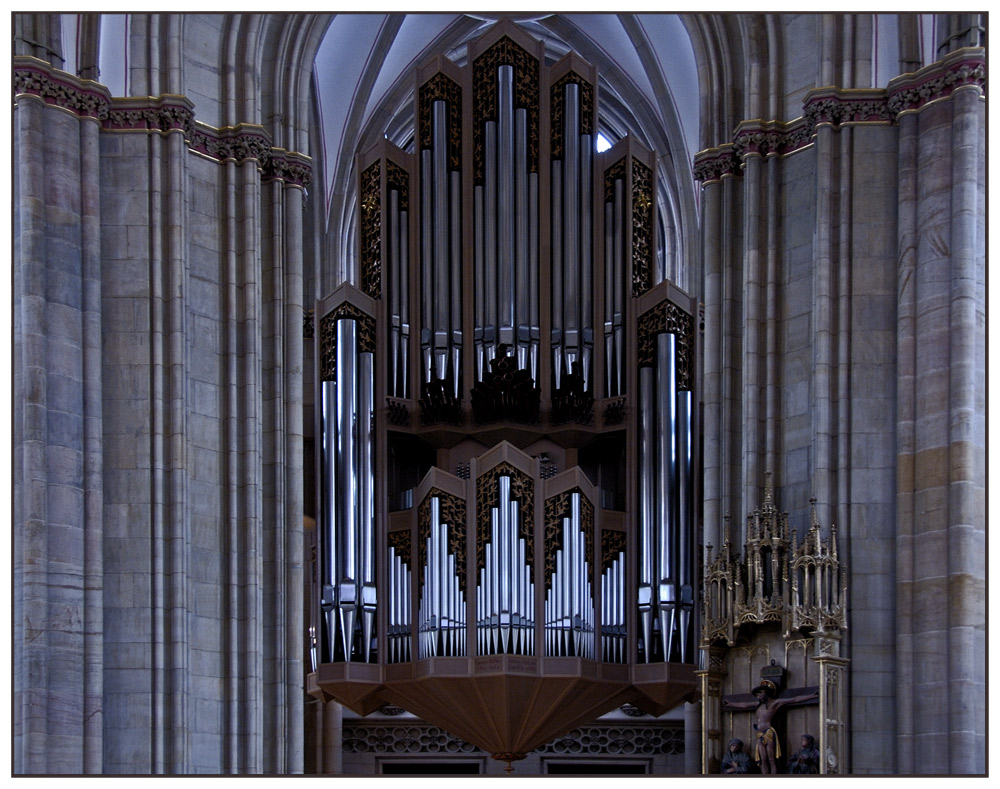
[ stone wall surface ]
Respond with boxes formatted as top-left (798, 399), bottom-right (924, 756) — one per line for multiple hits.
top-left (12, 11), bottom-right (316, 770)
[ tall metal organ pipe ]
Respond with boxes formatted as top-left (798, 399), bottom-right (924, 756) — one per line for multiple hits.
top-left (475, 64), bottom-right (539, 381)
top-left (655, 332), bottom-right (677, 662)
top-left (636, 329), bottom-right (692, 662)
top-left (387, 541), bottom-right (411, 663)
top-left (544, 492), bottom-right (595, 658)
top-left (476, 474), bottom-right (534, 655)
top-left (321, 317), bottom-right (377, 663)
top-left (637, 364), bottom-right (655, 660)
top-left (419, 497), bottom-right (467, 658)
top-left (422, 99), bottom-right (461, 394)
top-left (388, 185), bottom-right (409, 399)
top-left (552, 81), bottom-right (594, 393)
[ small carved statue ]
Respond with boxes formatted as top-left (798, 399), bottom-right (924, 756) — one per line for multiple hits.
top-left (720, 738), bottom-right (751, 774)
top-left (722, 679), bottom-right (819, 774)
top-left (786, 734), bottom-right (820, 774)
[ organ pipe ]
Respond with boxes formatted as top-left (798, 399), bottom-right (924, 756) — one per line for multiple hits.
top-left (421, 98), bottom-right (461, 394)
top-left (602, 545), bottom-right (626, 663)
top-left (475, 63), bottom-right (538, 382)
top-left (336, 318), bottom-right (357, 657)
top-left (656, 332), bottom-right (677, 662)
top-left (636, 327), bottom-right (695, 662)
top-left (552, 80), bottom-right (595, 394)
top-left (419, 497), bottom-right (466, 658)
top-left (545, 491), bottom-right (595, 658)
top-left (388, 542), bottom-right (411, 663)
top-left (476, 475), bottom-right (534, 655)
top-left (637, 364), bottom-right (655, 661)
top-left (321, 315), bottom-right (377, 663)
top-left (389, 188), bottom-right (402, 398)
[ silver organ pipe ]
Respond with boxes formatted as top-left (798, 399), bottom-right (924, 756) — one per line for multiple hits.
top-left (656, 332), bottom-right (677, 662)
top-left (484, 119), bottom-right (497, 370)
top-left (419, 497), bottom-right (467, 658)
top-left (637, 364), bottom-right (655, 661)
top-left (359, 348), bottom-right (376, 662)
top-left (389, 188), bottom-right (402, 398)
top-left (528, 167), bottom-right (539, 382)
top-left (476, 475), bottom-right (535, 655)
top-left (474, 183), bottom-right (486, 382)
top-left (551, 157), bottom-right (564, 390)
top-left (604, 196), bottom-right (615, 398)
top-left (321, 379), bottom-right (338, 658)
top-left (545, 491), bottom-right (595, 658)
top-left (399, 201), bottom-right (409, 400)
top-left (475, 64), bottom-right (538, 379)
top-left (420, 147), bottom-right (434, 383)
top-left (612, 176), bottom-right (625, 396)
top-left (385, 171), bottom-right (410, 400)
top-left (601, 544), bottom-right (626, 663)
top-left (432, 100), bottom-right (450, 383)
top-left (563, 83), bottom-right (580, 379)
top-left (388, 542), bottom-right (412, 663)
top-left (580, 128), bottom-right (593, 392)
top-left (552, 81), bottom-right (594, 393)
top-left (421, 99), bottom-right (461, 392)
top-left (449, 169), bottom-right (462, 398)
top-left (322, 316), bottom-right (377, 663)
top-left (636, 327), bottom-right (694, 662)
top-left (336, 318), bottom-right (358, 657)
top-left (677, 387), bottom-right (693, 661)
top-left (515, 107), bottom-right (529, 371)
top-left (498, 65), bottom-right (515, 349)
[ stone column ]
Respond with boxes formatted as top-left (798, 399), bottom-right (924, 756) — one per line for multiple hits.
top-left (13, 62), bottom-right (108, 775)
top-left (322, 700), bottom-right (344, 774)
top-left (696, 151), bottom-right (742, 551)
top-left (892, 53), bottom-right (986, 775)
top-left (696, 645), bottom-right (727, 774)
top-left (813, 630), bottom-right (849, 775)
top-left (683, 700), bottom-right (702, 775)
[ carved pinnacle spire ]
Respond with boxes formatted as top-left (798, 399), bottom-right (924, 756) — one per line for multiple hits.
top-left (763, 471), bottom-right (775, 509)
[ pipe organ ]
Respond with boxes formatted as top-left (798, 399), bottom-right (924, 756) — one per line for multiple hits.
top-left (310, 21), bottom-right (698, 767)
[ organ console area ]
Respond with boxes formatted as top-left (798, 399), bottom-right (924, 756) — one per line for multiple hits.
top-left (307, 20), bottom-right (698, 767)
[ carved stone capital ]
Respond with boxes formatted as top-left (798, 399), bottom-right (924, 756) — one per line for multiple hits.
top-left (14, 58), bottom-right (111, 119)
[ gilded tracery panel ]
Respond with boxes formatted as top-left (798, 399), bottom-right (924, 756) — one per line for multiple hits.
top-left (360, 161), bottom-right (381, 299)
top-left (476, 462), bottom-right (534, 573)
top-left (631, 159), bottom-right (654, 297)
top-left (388, 529), bottom-right (412, 566)
top-left (636, 299), bottom-right (694, 389)
top-left (601, 529), bottom-right (627, 574)
top-left (418, 72), bottom-right (462, 171)
top-left (543, 488), bottom-right (595, 590)
top-left (319, 303), bottom-right (376, 381)
top-left (550, 71), bottom-right (594, 160)
top-left (417, 487), bottom-right (468, 594)
top-left (472, 36), bottom-right (539, 184)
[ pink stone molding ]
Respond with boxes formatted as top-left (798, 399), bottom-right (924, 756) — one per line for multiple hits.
top-left (14, 56), bottom-right (311, 187)
top-left (885, 48), bottom-right (986, 115)
top-left (694, 47), bottom-right (984, 183)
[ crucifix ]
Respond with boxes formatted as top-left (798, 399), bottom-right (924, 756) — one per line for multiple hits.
top-left (722, 679), bottom-right (819, 774)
